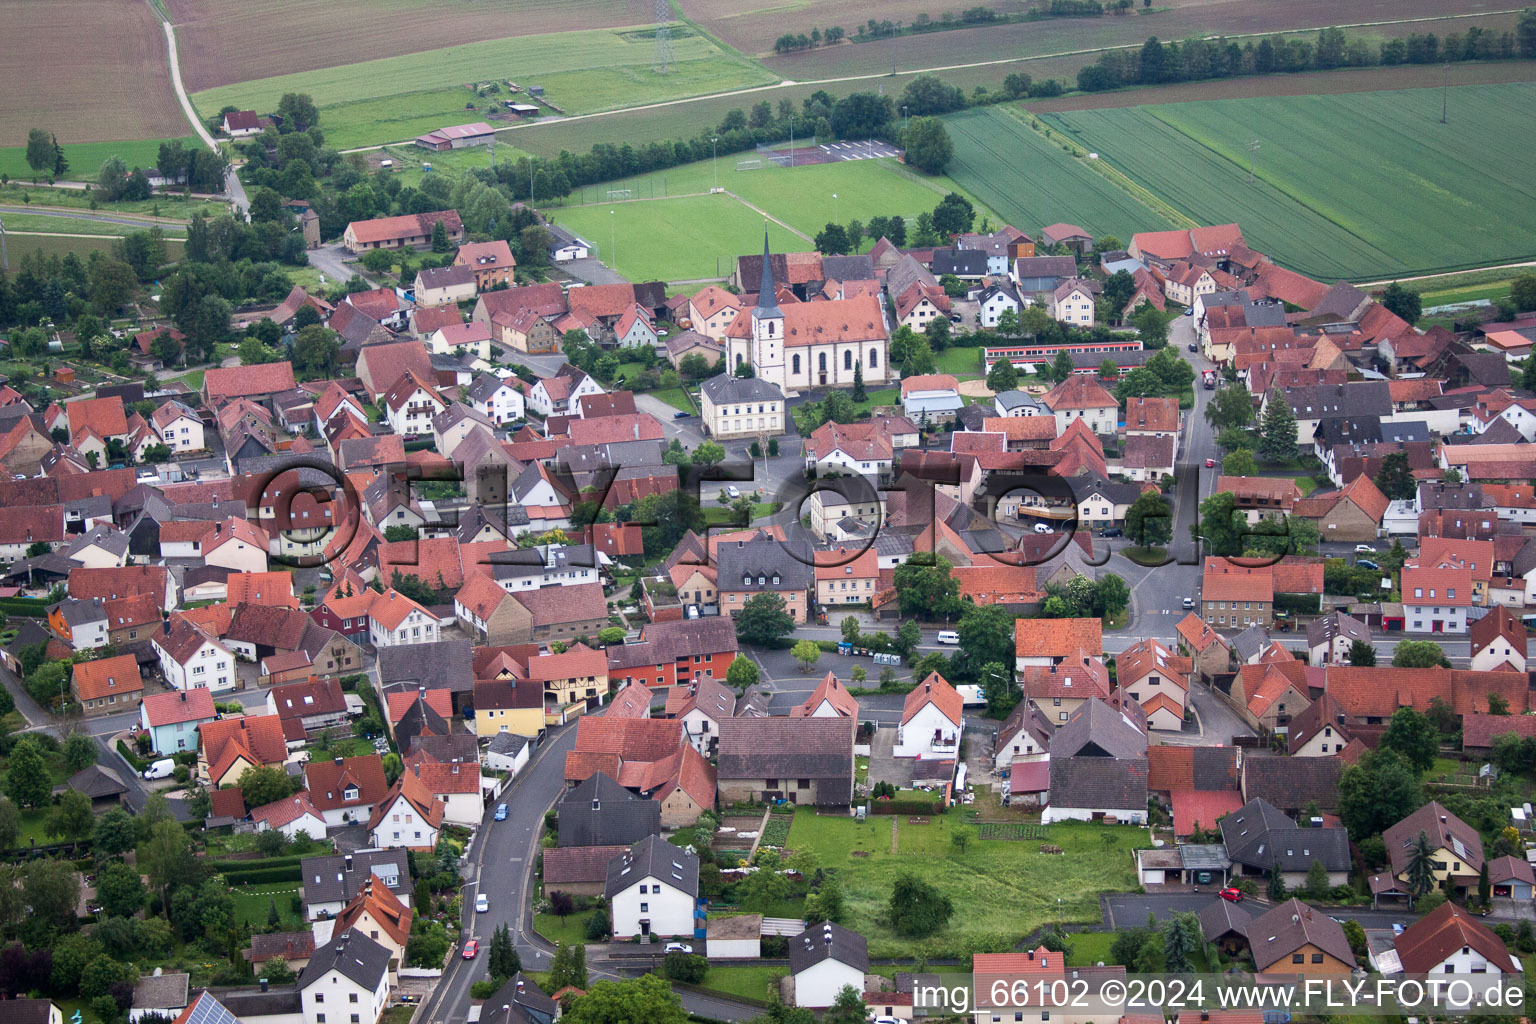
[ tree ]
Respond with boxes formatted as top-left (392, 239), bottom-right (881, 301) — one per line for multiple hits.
top-left (1258, 395), bottom-right (1298, 461)
top-left (89, 256), bottom-right (138, 315)
top-left (789, 640), bottom-right (822, 673)
top-left (277, 92), bottom-right (319, 132)
top-left (1204, 384), bottom-right (1253, 430)
top-left (892, 553), bottom-right (961, 620)
top-left (1511, 272), bottom-right (1536, 311)
top-left (62, 731), bottom-right (97, 772)
top-left (1050, 349), bottom-right (1075, 383)
top-left (888, 871), bottom-right (953, 937)
top-left (1161, 911), bottom-right (1200, 973)
top-left (1393, 640), bottom-right (1451, 668)
top-left (1303, 859), bottom-right (1332, 900)
top-left (488, 922), bottom-right (521, 979)
top-left (693, 439), bottom-right (726, 466)
top-left (293, 324), bottom-right (341, 376)
top-left (1367, 450), bottom-right (1416, 500)
top-left (1380, 282), bottom-right (1423, 325)
top-left (1407, 830), bottom-right (1437, 896)
top-left (1125, 489), bottom-right (1172, 549)
top-left (895, 619), bottom-right (922, 660)
top-left (25, 858), bottom-right (80, 930)
top-left (1380, 706), bottom-right (1438, 773)
top-left (563, 975), bottom-right (687, 1024)
top-left (1221, 448), bottom-right (1258, 477)
top-left (1132, 304), bottom-right (1169, 348)
top-left (46, 790), bottom-right (95, 845)
top-left (805, 874), bottom-right (846, 925)
top-left (25, 128), bottom-right (58, 182)
top-left (1348, 639), bottom-right (1377, 666)
top-left (726, 655), bottom-right (760, 692)
top-left (6, 736), bottom-right (50, 808)
top-left (1196, 491), bottom-right (1245, 558)
top-left (825, 985), bottom-right (868, 1024)
top-left (735, 593), bottom-right (795, 646)
top-left (950, 826), bottom-right (974, 855)
top-left (0, 796), bottom-right (19, 851)
top-left (1489, 692), bottom-right (1511, 715)
top-left (930, 192), bottom-right (974, 236)
top-left (431, 220), bottom-right (450, 253)
top-left (814, 223), bottom-right (850, 255)
top-left (1267, 868), bottom-right (1287, 902)
top-left (1338, 749), bottom-right (1421, 839)
top-left (94, 863), bottom-right (146, 919)
top-left (851, 359), bottom-right (866, 402)
top-left (954, 604), bottom-right (1015, 678)
top-left (140, 818), bottom-right (196, 907)
top-left (902, 117), bottom-right (953, 174)
top-left (240, 764), bottom-right (294, 809)
top-left (985, 357), bottom-right (1018, 393)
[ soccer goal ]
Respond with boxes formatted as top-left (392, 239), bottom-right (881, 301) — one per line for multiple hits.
top-left (606, 189), bottom-right (632, 200)
top-left (735, 158), bottom-right (762, 171)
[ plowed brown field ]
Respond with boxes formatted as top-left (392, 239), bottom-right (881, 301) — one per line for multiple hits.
top-left (167, 0), bottom-right (652, 93)
top-left (0, 0), bottom-right (187, 145)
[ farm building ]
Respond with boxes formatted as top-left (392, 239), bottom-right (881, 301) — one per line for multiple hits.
top-left (343, 211), bottom-right (465, 253)
top-left (414, 122), bottom-right (496, 151)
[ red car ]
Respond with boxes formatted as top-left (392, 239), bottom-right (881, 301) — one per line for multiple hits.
top-left (462, 940), bottom-right (479, 959)
top-left (1204, 458), bottom-right (1216, 468)
top-left (1219, 887), bottom-right (1243, 903)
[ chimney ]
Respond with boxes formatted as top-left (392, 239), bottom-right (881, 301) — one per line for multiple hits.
top-left (334, 757), bottom-right (343, 766)
top-left (516, 980), bottom-right (525, 994)
top-left (1028, 950), bottom-right (1035, 961)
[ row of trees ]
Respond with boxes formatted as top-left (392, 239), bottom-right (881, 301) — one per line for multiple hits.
top-left (1079, 16), bottom-right (1536, 92)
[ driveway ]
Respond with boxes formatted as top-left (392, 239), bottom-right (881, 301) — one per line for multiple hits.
top-left (557, 257), bottom-right (628, 285)
top-left (866, 725), bottom-right (909, 789)
top-left (1101, 893), bottom-right (1420, 931)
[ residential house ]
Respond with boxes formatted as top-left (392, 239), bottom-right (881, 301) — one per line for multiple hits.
top-left (1201, 563), bottom-right (1274, 630)
top-left (613, 304), bottom-right (658, 349)
top-left (1402, 560), bottom-right (1474, 633)
top-left (1115, 638), bottom-right (1190, 731)
top-left (1306, 611), bottom-right (1370, 665)
top-left (528, 367), bottom-right (604, 419)
top-left (368, 590), bottom-right (439, 648)
top-left (472, 678), bottom-right (544, 739)
top-left (606, 617), bottom-right (739, 689)
top-left (381, 371), bottom-right (446, 438)
top-left (900, 374), bottom-right (964, 426)
top-left (453, 240), bottom-right (516, 290)
top-left (803, 416), bottom-right (918, 483)
top-left (1391, 901), bottom-right (1522, 977)
top-left (366, 769), bottom-right (445, 851)
top-left (790, 923), bottom-right (869, 1009)
top-left (266, 676), bottom-right (351, 742)
top-left (1175, 613), bottom-right (1232, 681)
top-left (1220, 798), bottom-right (1351, 889)
top-left (893, 672), bottom-right (963, 759)
top-left (699, 374), bottom-right (785, 440)
top-left (716, 537), bottom-right (814, 624)
top-left (413, 264), bottom-right (476, 308)
top-left (139, 688), bottom-right (217, 753)
top-left (1040, 374), bottom-right (1118, 435)
top-left (687, 285), bottom-right (743, 342)
top-left (1469, 605), bottom-right (1526, 672)
top-left (1383, 801), bottom-right (1485, 896)
top-left (330, 876), bottom-right (413, 978)
top-left (1050, 279), bottom-right (1096, 325)
top-left (606, 835), bottom-right (698, 939)
top-left (1042, 697), bottom-right (1149, 824)
top-left (992, 700), bottom-right (1053, 772)
top-left (1014, 618), bottom-right (1104, 670)
top-left (299, 850), bottom-right (412, 921)
top-left (151, 400), bottom-right (204, 453)
top-left (305, 754), bottom-right (390, 827)
top-left (428, 322), bottom-right (492, 361)
top-left (296, 929), bottom-right (392, 1024)
top-left (199, 714), bottom-right (289, 788)
top-left (1247, 898), bottom-right (1357, 975)
top-left (342, 210), bottom-right (464, 252)
top-left (716, 717), bottom-right (854, 807)
top-left (663, 330), bottom-right (724, 370)
top-left (792, 671), bottom-right (860, 721)
top-left (250, 792), bottom-right (328, 841)
top-left (1287, 692), bottom-right (1358, 757)
top-left (1240, 754), bottom-right (1339, 815)
top-left (1121, 434), bottom-right (1176, 482)
top-left (466, 374), bottom-right (525, 425)
top-left (1292, 474), bottom-right (1389, 543)
top-left (71, 653), bottom-right (143, 715)
top-left (153, 619), bottom-right (235, 692)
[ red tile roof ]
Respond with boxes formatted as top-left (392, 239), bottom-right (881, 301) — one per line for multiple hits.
top-left (141, 687), bottom-right (216, 727)
top-left (305, 753), bottom-right (389, 811)
top-left (72, 654), bottom-right (142, 701)
top-left (1171, 788), bottom-right (1245, 837)
top-left (1014, 618), bottom-right (1102, 658)
top-left (793, 671), bottom-right (859, 718)
top-left (1395, 901), bottom-right (1519, 974)
top-left (66, 396), bottom-right (129, 441)
top-left (902, 672), bottom-right (963, 727)
top-left (204, 362), bottom-right (297, 400)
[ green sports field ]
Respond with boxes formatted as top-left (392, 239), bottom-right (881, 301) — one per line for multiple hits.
top-left (190, 26), bottom-right (776, 150)
top-left (943, 106), bottom-right (1182, 241)
top-left (546, 194), bottom-right (803, 283)
top-left (1040, 82), bottom-right (1536, 281)
top-left (553, 155), bottom-right (1001, 244)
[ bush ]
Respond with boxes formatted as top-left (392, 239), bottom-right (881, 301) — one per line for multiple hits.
top-left (584, 909), bottom-right (610, 941)
top-left (115, 740), bottom-right (147, 772)
top-left (218, 865), bottom-right (303, 885)
top-left (470, 979), bottom-right (502, 1000)
top-left (663, 952), bottom-right (709, 983)
top-left (762, 935), bottom-right (788, 957)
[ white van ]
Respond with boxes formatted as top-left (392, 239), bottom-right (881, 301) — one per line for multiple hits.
top-left (936, 631), bottom-right (960, 645)
top-left (1033, 522), bottom-right (1054, 534)
top-left (142, 758), bottom-right (175, 780)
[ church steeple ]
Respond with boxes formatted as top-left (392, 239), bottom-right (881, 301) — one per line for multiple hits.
top-left (753, 231), bottom-right (781, 318)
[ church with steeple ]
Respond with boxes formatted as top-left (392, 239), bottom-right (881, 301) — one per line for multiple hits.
top-left (724, 234), bottom-right (891, 394)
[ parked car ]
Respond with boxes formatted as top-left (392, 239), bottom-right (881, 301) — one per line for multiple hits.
top-left (1219, 887), bottom-right (1243, 903)
top-left (475, 894), bottom-right (489, 913)
top-left (664, 942), bottom-right (693, 954)
top-left (727, 485), bottom-right (741, 499)
top-left (936, 631), bottom-right (960, 645)
top-left (1188, 342), bottom-right (1198, 352)
top-left (1357, 558), bottom-right (1379, 570)
top-left (1182, 597), bottom-right (1196, 609)
top-left (494, 804), bottom-right (508, 821)
top-left (1184, 307), bottom-right (1194, 316)
top-left (462, 940), bottom-right (479, 959)
top-left (673, 410), bottom-right (690, 419)
top-left (1033, 522), bottom-right (1054, 534)
top-left (142, 758), bottom-right (175, 780)
top-left (1355, 544), bottom-right (1376, 553)
top-left (1101, 527), bottom-right (1123, 538)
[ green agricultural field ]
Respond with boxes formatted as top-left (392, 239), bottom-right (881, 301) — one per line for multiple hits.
top-left (372, 142), bottom-right (539, 188)
top-left (547, 194), bottom-right (803, 283)
top-left (0, 137), bottom-right (198, 182)
top-left (943, 106), bottom-right (1180, 241)
top-left (785, 809), bottom-right (1145, 957)
top-left (191, 26), bottom-right (775, 149)
top-left (555, 155), bottom-right (999, 245)
top-left (0, 234), bottom-right (187, 273)
top-left (0, 214), bottom-right (187, 237)
top-left (1042, 82), bottom-right (1536, 281)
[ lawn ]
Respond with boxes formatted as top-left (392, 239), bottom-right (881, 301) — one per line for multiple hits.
top-left (1064, 930), bottom-right (1117, 967)
top-left (533, 912), bottom-right (590, 948)
top-left (0, 138), bottom-right (199, 182)
top-left (230, 882), bottom-right (306, 930)
top-left (697, 965), bottom-right (785, 1002)
top-left (0, 233), bottom-right (186, 274)
top-left (934, 345), bottom-right (984, 377)
top-left (703, 502), bottom-right (777, 526)
top-left (785, 809), bottom-right (1147, 957)
top-left (190, 26), bottom-right (775, 149)
top-left (551, 155), bottom-right (999, 247)
top-left (1042, 82), bottom-right (1536, 280)
top-left (648, 387), bottom-right (694, 412)
top-left (0, 183), bottom-right (224, 218)
top-left (375, 142), bottom-right (539, 188)
top-left (943, 106), bottom-right (1182, 244)
top-left (547, 194), bottom-right (804, 283)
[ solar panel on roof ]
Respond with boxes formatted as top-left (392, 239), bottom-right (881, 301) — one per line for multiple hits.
top-left (185, 993), bottom-right (239, 1024)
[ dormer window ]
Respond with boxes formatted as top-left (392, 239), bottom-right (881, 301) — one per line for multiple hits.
top-left (344, 786), bottom-right (359, 801)
top-left (771, 574), bottom-right (780, 585)
top-left (743, 575), bottom-right (751, 586)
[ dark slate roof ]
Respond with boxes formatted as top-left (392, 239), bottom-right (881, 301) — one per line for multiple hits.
top-left (298, 928), bottom-right (390, 992)
top-left (486, 731), bottom-right (529, 757)
top-left (481, 975), bottom-right (559, 1024)
top-left (717, 718), bottom-right (854, 805)
top-left (1241, 755), bottom-right (1341, 812)
top-left (1279, 382), bottom-right (1391, 420)
top-left (700, 375), bottom-right (785, 405)
top-left (788, 921), bottom-right (869, 975)
top-left (208, 986), bottom-right (302, 1019)
top-left (715, 536), bottom-right (814, 592)
top-left (377, 638), bottom-right (474, 693)
top-left (1048, 755), bottom-right (1148, 811)
top-left (1199, 897), bottom-right (1252, 941)
top-left (605, 834), bottom-right (699, 899)
top-left (69, 764), bottom-right (128, 799)
top-left (2, 1000), bottom-right (58, 1024)
top-left (1068, 472), bottom-right (1144, 506)
top-left (1313, 417), bottom-right (1381, 448)
top-left (819, 254), bottom-right (875, 282)
top-left (932, 248), bottom-right (989, 277)
top-left (1052, 698), bottom-right (1147, 760)
top-left (1221, 797), bottom-right (1350, 872)
top-left (1230, 624), bottom-right (1269, 663)
top-left (300, 850), bottom-right (410, 906)
top-left (558, 772), bottom-right (661, 848)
